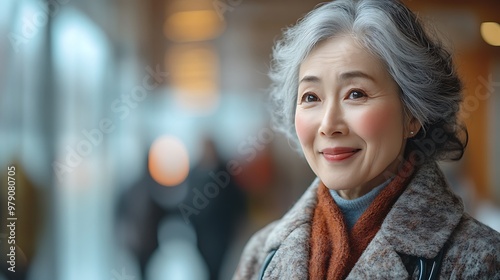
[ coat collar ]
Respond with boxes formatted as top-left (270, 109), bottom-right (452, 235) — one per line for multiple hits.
top-left (260, 160), bottom-right (464, 278)
top-left (262, 177), bottom-right (319, 252)
top-left (379, 160), bottom-right (464, 258)
top-left (260, 177), bottom-right (318, 278)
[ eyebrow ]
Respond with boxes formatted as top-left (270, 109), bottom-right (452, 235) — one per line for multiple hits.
top-left (299, 75), bottom-right (321, 84)
top-left (299, 71), bottom-right (376, 84)
top-left (339, 70), bottom-right (376, 82)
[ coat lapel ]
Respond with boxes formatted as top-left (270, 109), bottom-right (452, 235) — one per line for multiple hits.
top-left (261, 225), bottom-right (311, 279)
top-left (347, 234), bottom-right (409, 279)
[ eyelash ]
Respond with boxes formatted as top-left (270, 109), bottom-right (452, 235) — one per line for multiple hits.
top-left (299, 89), bottom-right (367, 104)
top-left (347, 89), bottom-right (367, 100)
top-left (300, 92), bottom-right (319, 103)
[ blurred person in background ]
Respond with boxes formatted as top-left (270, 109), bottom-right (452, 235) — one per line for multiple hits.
top-left (115, 156), bottom-right (169, 280)
top-left (187, 137), bottom-right (247, 280)
top-left (233, 0), bottom-right (500, 279)
top-left (116, 136), bottom-right (246, 280)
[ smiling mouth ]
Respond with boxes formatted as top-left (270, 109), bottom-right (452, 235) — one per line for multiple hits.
top-left (320, 148), bottom-right (361, 162)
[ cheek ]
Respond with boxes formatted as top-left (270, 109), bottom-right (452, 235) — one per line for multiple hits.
top-left (353, 104), bottom-right (403, 139)
top-left (295, 112), bottom-right (315, 146)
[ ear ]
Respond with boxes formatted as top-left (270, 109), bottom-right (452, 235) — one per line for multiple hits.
top-left (406, 116), bottom-right (421, 139)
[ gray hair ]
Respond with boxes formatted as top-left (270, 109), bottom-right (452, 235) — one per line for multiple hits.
top-left (269, 0), bottom-right (467, 161)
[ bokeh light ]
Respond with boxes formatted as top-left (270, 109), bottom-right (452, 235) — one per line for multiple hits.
top-left (481, 22), bottom-right (500, 46)
top-left (148, 135), bottom-right (190, 187)
top-left (164, 10), bottom-right (225, 43)
top-left (165, 44), bottom-right (220, 114)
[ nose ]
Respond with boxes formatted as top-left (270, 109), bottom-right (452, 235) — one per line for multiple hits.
top-left (319, 103), bottom-right (348, 136)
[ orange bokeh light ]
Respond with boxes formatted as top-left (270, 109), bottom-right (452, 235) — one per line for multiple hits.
top-left (148, 135), bottom-right (190, 187)
top-left (164, 10), bottom-right (225, 43)
top-left (481, 22), bottom-right (500, 46)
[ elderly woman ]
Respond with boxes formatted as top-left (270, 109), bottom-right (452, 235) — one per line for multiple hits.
top-left (233, 0), bottom-right (500, 279)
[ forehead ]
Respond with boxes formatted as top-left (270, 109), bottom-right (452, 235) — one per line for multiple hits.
top-left (299, 35), bottom-right (389, 80)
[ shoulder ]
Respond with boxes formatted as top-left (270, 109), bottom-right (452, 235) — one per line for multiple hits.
top-left (443, 213), bottom-right (500, 278)
top-left (242, 221), bottom-right (280, 259)
top-left (232, 178), bottom-right (320, 280)
top-left (232, 221), bottom-right (279, 280)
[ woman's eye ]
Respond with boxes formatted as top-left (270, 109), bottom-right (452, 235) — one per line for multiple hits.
top-left (301, 93), bottom-right (319, 103)
top-left (348, 90), bottom-right (366, 99)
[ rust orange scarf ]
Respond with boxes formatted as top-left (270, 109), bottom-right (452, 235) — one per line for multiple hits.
top-left (308, 160), bottom-right (415, 279)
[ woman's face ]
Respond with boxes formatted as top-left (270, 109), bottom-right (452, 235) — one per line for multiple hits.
top-left (295, 36), bottom-right (414, 199)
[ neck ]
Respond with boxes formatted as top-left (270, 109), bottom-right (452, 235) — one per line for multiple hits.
top-left (337, 156), bottom-right (404, 199)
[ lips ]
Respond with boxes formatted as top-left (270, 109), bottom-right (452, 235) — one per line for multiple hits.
top-left (321, 147), bottom-right (361, 161)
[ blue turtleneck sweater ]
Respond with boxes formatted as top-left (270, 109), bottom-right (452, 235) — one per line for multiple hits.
top-left (330, 178), bottom-right (393, 230)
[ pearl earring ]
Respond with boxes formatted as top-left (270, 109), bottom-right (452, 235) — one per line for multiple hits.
top-left (410, 131), bottom-right (414, 135)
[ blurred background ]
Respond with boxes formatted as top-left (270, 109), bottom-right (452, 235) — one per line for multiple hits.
top-left (0, 0), bottom-right (499, 279)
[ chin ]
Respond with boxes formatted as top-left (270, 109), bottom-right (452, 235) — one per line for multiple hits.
top-left (320, 178), bottom-right (357, 191)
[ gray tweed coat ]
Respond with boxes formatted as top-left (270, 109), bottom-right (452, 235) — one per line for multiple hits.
top-left (233, 161), bottom-right (500, 279)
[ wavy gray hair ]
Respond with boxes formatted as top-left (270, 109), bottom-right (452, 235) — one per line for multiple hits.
top-left (269, 0), bottom-right (467, 161)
